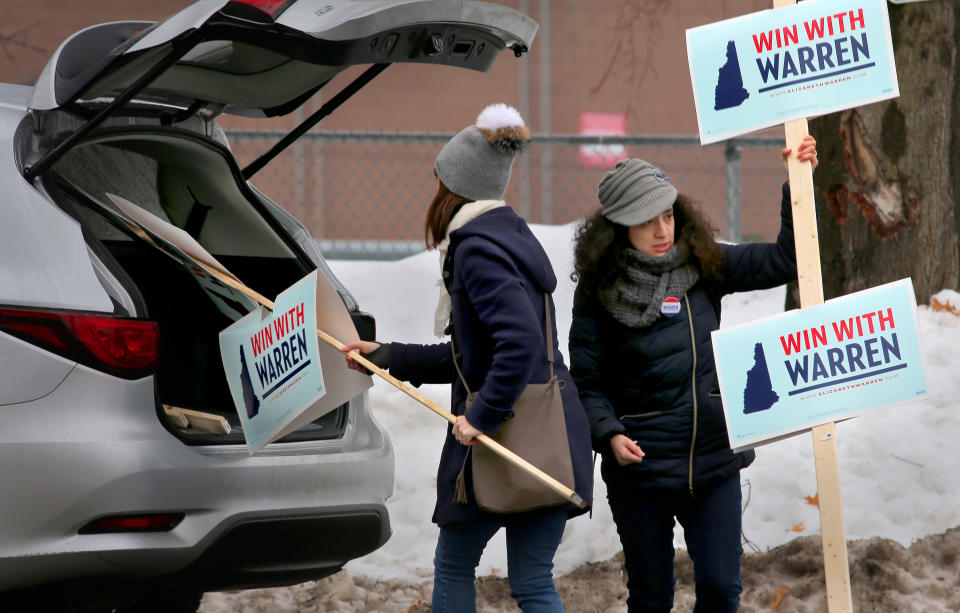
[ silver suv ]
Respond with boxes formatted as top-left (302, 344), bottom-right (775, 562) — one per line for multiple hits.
top-left (0, 1), bottom-right (535, 611)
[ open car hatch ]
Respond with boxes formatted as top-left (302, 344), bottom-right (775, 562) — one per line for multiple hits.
top-left (24, 0), bottom-right (537, 179)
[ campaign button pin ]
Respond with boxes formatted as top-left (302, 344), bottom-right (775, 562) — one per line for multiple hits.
top-left (661, 296), bottom-right (681, 316)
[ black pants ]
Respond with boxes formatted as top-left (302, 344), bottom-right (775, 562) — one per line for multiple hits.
top-left (606, 472), bottom-right (743, 613)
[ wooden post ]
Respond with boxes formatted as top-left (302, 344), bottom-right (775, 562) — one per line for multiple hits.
top-left (776, 3), bottom-right (852, 610)
top-left (778, 49), bottom-right (855, 613)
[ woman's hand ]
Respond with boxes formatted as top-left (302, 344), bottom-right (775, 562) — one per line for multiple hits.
top-left (453, 415), bottom-right (482, 446)
top-left (610, 434), bottom-right (645, 466)
top-left (781, 135), bottom-right (818, 171)
top-left (341, 340), bottom-right (381, 374)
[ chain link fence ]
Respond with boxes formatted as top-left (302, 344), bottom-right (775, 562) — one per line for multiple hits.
top-left (225, 131), bottom-right (785, 260)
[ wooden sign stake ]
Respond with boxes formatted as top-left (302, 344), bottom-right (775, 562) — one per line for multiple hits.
top-left (773, 5), bottom-right (852, 609)
top-left (782, 110), bottom-right (855, 611)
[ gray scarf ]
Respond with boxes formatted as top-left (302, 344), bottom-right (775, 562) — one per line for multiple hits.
top-left (601, 245), bottom-right (699, 328)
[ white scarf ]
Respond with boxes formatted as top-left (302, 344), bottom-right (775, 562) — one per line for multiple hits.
top-left (433, 200), bottom-right (506, 336)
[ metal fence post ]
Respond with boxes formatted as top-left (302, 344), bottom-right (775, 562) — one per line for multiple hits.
top-left (724, 140), bottom-right (743, 243)
top-left (517, 0), bottom-right (532, 218)
top-left (538, 0), bottom-right (553, 224)
top-left (293, 107), bottom-right (307, 232)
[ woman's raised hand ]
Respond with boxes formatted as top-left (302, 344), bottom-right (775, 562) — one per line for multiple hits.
top-left (781, 135), bottom-right (818, 171)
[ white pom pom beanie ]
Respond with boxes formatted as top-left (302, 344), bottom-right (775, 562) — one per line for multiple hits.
top-left (434, 103), bottom-right (531, 201)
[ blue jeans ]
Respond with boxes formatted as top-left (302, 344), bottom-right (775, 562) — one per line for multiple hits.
top-left (432, 507), bottom-right (568, 613)
top-left (606, 472), bottom-right (743, 613)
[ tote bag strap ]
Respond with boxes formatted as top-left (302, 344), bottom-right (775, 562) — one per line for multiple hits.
top-left (451, 293), bottom-right (554, 396)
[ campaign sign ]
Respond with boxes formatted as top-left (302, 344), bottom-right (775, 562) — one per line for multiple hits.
top-left (219, 271), bottom-right (326, 453)
top-left (712, 279), bottom-right (927, 452)
top-left (686, 0), bottom-right (898, 144)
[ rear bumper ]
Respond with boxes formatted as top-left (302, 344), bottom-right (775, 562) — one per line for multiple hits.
top-left (0, 505), bottom-right (390, 610)
top-left (174, 506), bottom-right (391, 591)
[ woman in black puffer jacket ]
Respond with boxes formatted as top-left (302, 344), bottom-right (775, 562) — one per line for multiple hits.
top-left (568, 136), bottom-right (816, 613)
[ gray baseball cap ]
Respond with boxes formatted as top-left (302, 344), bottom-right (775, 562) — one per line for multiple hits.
top-left (597, 159), bottom-right (678, 226)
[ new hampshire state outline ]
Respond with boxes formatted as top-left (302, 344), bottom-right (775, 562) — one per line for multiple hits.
top-left (743, 342), bottom-right (778, 414)
top-left (714, 40), bottom-right (749, 110)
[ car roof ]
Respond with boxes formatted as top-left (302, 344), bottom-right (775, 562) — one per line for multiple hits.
top-left (28, 0), bottom-right (538, 118)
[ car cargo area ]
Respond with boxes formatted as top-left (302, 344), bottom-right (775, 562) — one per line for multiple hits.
top-left (46, 131), bottom-right (349, 445)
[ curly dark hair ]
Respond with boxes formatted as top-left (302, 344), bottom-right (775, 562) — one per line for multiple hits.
top-left (571, 194), bottom-right (725, 304)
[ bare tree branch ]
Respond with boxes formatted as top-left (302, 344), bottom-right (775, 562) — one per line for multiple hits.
top-left (0, 16), bottom-right (47, 66)
top-left (592, 0), bottom-right (769, 120)
top-left (590, 0), bottom-right (670, 119)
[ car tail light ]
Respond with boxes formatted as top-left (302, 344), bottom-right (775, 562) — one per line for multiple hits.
top-left (225, 0), bottom-right (296, 20)
top-left (79, 513), bottom-right (184, 534)
top-left (0, 307), bottom-right (159, 380)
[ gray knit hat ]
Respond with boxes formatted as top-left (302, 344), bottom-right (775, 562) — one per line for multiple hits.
top-left (435, 103), bottom-right (530, 201)
top-left (597, 158), bottom-right (678, 226)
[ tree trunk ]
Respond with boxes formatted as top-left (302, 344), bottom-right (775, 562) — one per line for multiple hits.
top-left (805, 1), bottom-right (959, 305)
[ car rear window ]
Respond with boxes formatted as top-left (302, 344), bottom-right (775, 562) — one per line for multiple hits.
top-left (52, 135), bottom-right (297, 259)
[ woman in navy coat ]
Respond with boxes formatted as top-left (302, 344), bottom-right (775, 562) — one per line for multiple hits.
top-left (568, 137), bottom-right (816, 613)
top-left (343, 104), bottom-right (592, 613)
